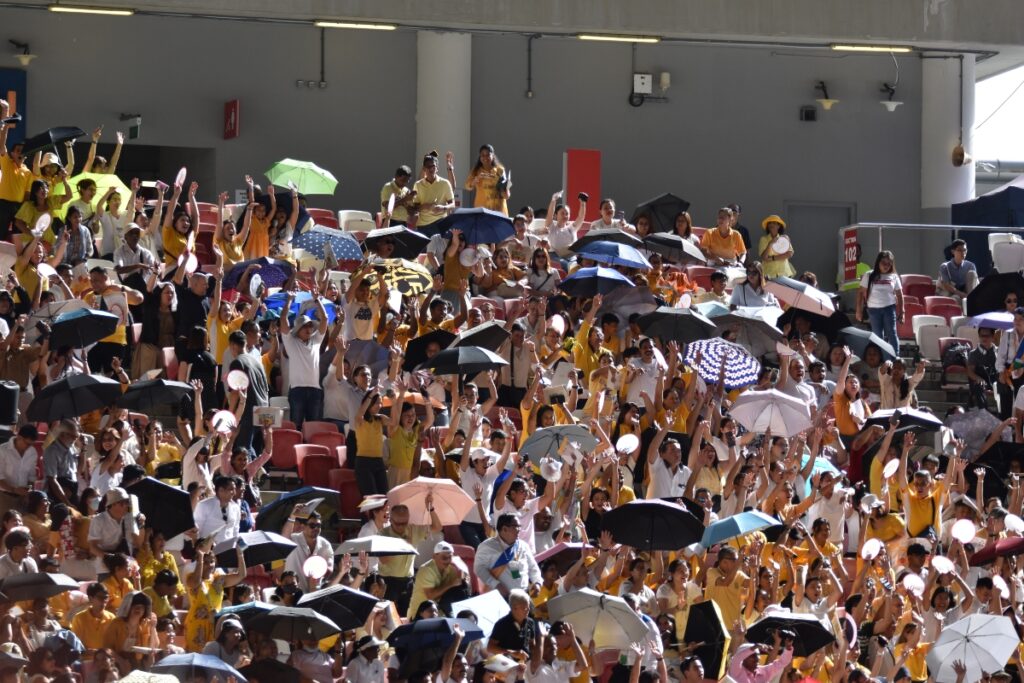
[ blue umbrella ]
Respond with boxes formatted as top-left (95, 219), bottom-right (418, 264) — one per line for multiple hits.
top-left (50, 308), bottom-right (119, 349)
top-left (152, 653), bottom-right (247, 682)
top-left (223, 257), bottom-right (293, 290)
top-left (558, 266), bottom-right (635, 298)
top-left (263, 291), bottom-right (338, 324)
top-left (701, 510), bottom-right (781, 547)
top-left (802, 455), bottom-right (841, 498)
top-left (424, 208), bottom-right (514, 244)
top-left (967, 311), bottom-right (1014, 330)
top-left (292, 225), bottom-right (363, 260)
top-left (388, 617), bottom-right (484, 651)
top-left (683, 337), bottom-right (761, 390)
top-left (574, 240), bottom-right (653, 270)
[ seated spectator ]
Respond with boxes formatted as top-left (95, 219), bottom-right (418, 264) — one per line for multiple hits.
top-left (938, 239), bottom-right (978, 298)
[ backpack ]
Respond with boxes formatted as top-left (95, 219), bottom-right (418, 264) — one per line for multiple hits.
top-left (941, 342), bottom-right (971, 374)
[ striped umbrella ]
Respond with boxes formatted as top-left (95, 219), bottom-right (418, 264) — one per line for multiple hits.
top-left (682, 337), bottom-right (761, 390)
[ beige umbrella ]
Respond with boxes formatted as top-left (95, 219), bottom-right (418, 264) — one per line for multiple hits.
top-left (388, 476), bottom-right (476, 527)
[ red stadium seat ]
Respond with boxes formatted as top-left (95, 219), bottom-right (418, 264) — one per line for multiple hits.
top-left (294, 444), bottom-right (331, 467)
top-left (938, 336), bottom-right (973, 381)
top-left (901, 274), bottom-right (936, 301)
top-left (310, 430), bottom-right (346, 453)
top-left (329, 468), bottom-right (361, 519)
top-left (160, 347), bottom-right (179, 381)
top-left (452, 544), bottom-right (485, 595)
top-left (298, 454), bottom-right (335, 488)
top-left (685, 266), bottom-right (716, 291)
top-left (302, 420), bottom-right (339, 441)
top-left (899, 303), bottom-right (926, 339)
top-left (270, 429), bottom-right (303, 469)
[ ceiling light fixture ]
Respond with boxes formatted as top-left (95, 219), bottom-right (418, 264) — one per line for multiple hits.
top-left (831, 44), bottom-right (912, 53)
top-left (314, 20), bottom-right (396, 30)
top-left (579, 34), bottom-right (660, 44)
top-left (48, 4), bottom-right (134, 15)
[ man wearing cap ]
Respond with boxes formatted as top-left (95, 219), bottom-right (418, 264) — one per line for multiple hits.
top-left (408, 540), bottom-right (470, 620)
top-left (807, 472), bottom-right (850, 548)
top-left (282, 510), bottom-right (334, 593)
top-left (379, 501), bottom-right (442, 615)
top-left (459, 419), bottom-right (513, 548)
top-left (113, 218), bottom-right (157, 292)
top-left (85, 266), bottom-right (143, 373)
top-left (43, 419), bottom-right (84, 507)
top-left (728, 631), bottom-right (793, 683)
top-left (475, 513), bottom-right (542, 598)
top-left (0, 424), bottom-right (38, 516)
top-left (279, 290), bottom-right (328, 429)
top-left (344, 263), bottom-right (389, 343)
top-left (340, 635), bottom-right (385, 683)
top-left (87, 487), bottom-right (144, 574)
top-left (193, 475), bottom-right (240, 545)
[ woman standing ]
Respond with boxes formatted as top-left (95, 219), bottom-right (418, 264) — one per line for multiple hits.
top-left (353, 390), bottom-right (388, 496)
top-left (857, 250), bottom-right (904, 356)
top-left (464, 144), bottom-right (510, 215)
top-left (757, 215), bottom-right (795, 279)
top-left (387, 380), bottom-right (435, 488)
top-left (183, 542), bottom-right (246, 652)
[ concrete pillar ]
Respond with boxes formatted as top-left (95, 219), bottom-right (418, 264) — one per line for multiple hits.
top-left (416, 31), bottom-right (472, 203)
top-left (921, 54), bottom-right (976, 224)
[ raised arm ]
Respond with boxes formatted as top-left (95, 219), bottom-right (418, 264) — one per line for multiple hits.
top-left (81, 126), bottom-right (101, 174)
top-left (107, 130), bottom-right (124, 175)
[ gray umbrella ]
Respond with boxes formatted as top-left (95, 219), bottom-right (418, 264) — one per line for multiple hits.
top-left (946, 408), bottom-right (1005, 460)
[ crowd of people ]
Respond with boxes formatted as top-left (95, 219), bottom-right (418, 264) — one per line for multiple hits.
top-left (0, 101), bottom-right (1023, 683)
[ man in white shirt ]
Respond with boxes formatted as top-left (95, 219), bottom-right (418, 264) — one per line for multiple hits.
top-left (0, 529), bottom-right (37, 579)
top-left (459, 419), bottom-right (513, 548)
top-left (493, 473), bottom-right (560, 552)
top-left (280, 292), bottom-right (328, 429)
top-left (625, 339), bottom-right (662, 405)
top-left (0, 424), bottom-right (39, 516)
top-left (474, 513), bottom-right (542, 597)
top-left (282, 511), bottom-right (334, 593)
top-left (343, 265), bottom-right (389, 342)
top-left (193, 476), bottom-right (240, 545)
top-left (645, 425), bottom-right (692, 500)
top-left (777, 353), bottom-right (817, 406)
top-left (87, 487), bottom-right (144, 574)
top-left (113, 223), bottom-right (156, 288)
top-left (341, 635), bottom-right (385, 683)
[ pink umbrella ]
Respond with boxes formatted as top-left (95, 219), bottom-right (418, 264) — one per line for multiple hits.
top-left (388, 477), bottom-right (475, 527)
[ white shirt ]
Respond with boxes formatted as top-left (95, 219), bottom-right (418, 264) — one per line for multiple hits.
top-left (808, 490), bottom-right (848, 545)
top-left (625, 356), bottom-right (661, 405)
top-left (0, 554), bottom-right (37, 579)
top-left (113, 243), bottom-right (156, 270)
top-left (343, 654), bottom-right (384, 683)
top-left (285, 531), bottom-right (334, 593)
top-left (494, 497), bottom-right (541, 551)
top-left (527, 659), bottom-right (578, 683)
top-left (282, 330), bottom-right (325, 389)
top-left (860, 271), bottom-right (902, 309)
top-left (646, 457), bottom-right (692, 500)
top-left (292, 647), bottom-right (337, 683)
top-left (461, 465), bottom-right (500, 525)
top-left (88, 511), bottom-right (139, 571)
top-left (473, 536), bottom-right (541, 592)
top-left (0, 438), bottom-right (37, 490)
top-left (98, 211), bottom-right (131, 256)
top-left (193, 497), bottom-right (240, 545)
top-left (344, 299), bottom-right (380, 341)
top-left (547, 224), bottom-right (576, 256)
top-left (780, 378), bottom-right (817, 405)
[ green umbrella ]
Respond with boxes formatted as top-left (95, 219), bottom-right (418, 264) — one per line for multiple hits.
top-left (51, 172), bottom-right (133, 219)
top-left (265, 158), bottom-right (338, 195)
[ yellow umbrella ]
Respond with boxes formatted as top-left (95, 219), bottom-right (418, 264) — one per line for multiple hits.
top-left (368, 258), bottom-right (433, 296)
top-left (51, 172), bottom-right (132, 219)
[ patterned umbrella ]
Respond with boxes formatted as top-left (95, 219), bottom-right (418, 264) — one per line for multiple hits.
top-left (372, 258), bottom-right (432, 295)
top-left (683, 337), bottom-right (761, 390)
top-left (223, 257), bottom-right (293, 289)
top-left (292, 226), bottom-right (363, 261)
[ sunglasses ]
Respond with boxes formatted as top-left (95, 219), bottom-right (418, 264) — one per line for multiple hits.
top-left (307, 523), bottom-right (322, 529)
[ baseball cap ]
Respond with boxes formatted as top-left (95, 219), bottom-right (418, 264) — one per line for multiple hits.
top-left (434, 541), bottom-right (454, 555)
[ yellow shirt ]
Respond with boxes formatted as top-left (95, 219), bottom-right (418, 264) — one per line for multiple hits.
top-left (556, 645), bottom-right (591, 683)
top-left (215, 235), bottom-right (245, 269)
top-left (162, 224), bottom-right (188, 264)
top-left (656, 405), bottom-right (690, 433)
top-left (0, 156), bottom-right (31, 203)
top-left (704, 567), bottom-right (748, 629)
top-left (14, 196), bottom-right (62, 240)
top-left (71, 609), bottom-right (116, 650)
top-left (103, 576), bottom-right (134, 612)
top-left (90, 289), bottom-right (129, 345)
top-left (700, 228), bottom-right (746, 261)
top-left (412, 177), bottom-right (454, 227)
top-left (443, 252), bottom-right (471, 292)
top-left (572, 322), bottom-right (611, 389)
top-left (388, 424), bottom-right (421, 474)
top-left (419, 318), bottom-right (457, 336)
top-left (14, 260), bottom-right (46, 301)
top-left (381, 180), bottom-right (411, 223)
top-left (354, 418), bottom-right (385, 458)
top-left (143, 586), bottom-right (174, 619)
top-left (901, 483), bottom-right (944, 536)
top-left (835, 392), bottom-right (871, 437)
top-left (208, 313), bottom-right (243, 365)
top-left (894, 642), bottom-right (930, 681)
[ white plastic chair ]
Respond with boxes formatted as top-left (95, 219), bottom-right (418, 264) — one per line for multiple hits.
top-left (988, 232), bottom-right (1018, 254)
top-left (916, 324), bottom-right (951, 360)
top-left (912, 314), bottom-right (946, 337)
top-left (993, 241), bottom-right (1024, 273)
top-left (269, 396), bottom-right (290, 421)
top-left (338, 210), bottom-right (373, 232)
top-left (957, 326), bottom-right (980, 347)
top-left (949, 315), bottom-right (968, 336)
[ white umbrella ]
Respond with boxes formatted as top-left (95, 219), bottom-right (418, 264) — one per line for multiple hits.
top-left (926, 614), bottom-right (1018, 683)
top-left (711, 306), bottom-right (785, 358)
top-left (335, 535), bottom-right (418, 558)
top-left (729, 389), bottom-right (813, 437)
top-left (546, 588), bottom-right (649, 650)
top-left (387, 477), bottom-right (476, 527)
top-left (451, 590), bottom-right (511, 638)
top-left (764, 277), bottom-right (835, 316)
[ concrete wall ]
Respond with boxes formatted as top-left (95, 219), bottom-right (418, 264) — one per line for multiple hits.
top-left (3, 8), bottom-right (930, 279)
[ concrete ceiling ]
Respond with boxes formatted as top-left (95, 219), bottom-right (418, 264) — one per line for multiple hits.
top-left (9, 0), bottom-right (1024, 77)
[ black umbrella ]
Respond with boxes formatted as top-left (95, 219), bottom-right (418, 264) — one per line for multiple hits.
top-left (963, 462), bottom-right (1009, 504)
top-left (21, 126), bottom-right (86, 159)
top-left (966, 272), bottom-right (1024, 316)
top-left (215, 531), bottom-right (297, 569)
top-left (449, 321), bottom-right (510, 353)
top-left (215, 601), bottom-right (277, 626)
top-left (298, 584), bottom-right (380, 631)
top-left (364, 226), bottom-right (431, 260)
top-left (404, 329), bottom-right (457, 372)
top-left (683, 600), bottom-right (730, 680)
top-left (248, 606), bottom-right (341, 641)
top-left (776, 308), bottom-right (852, 344)
top-left (860, 426), bottom-right (924, 470)
top-left (642, 233), bottom-right (706, 265)
top-left (239, 658), bottom-right (301, 683)
top-left (126, 477), bottom-right (195, 539)
top-left (837, 326), bottom-right (898, 362)
top-left (746, 611), bottom-right (836, 657)
top-left (415, 346), bottom-right (508, 376)
top-left (152, 653), bottom-right (247, 682)
top-left (389, 617), bottom-right (484, 677)
top-left (116, 379), bottom-right (194, 412)
top-left (49, 308), bottom-right (119, 349)
top-left (569, 228), bottom-right (644, 252)
top-left (631, 192), bottom-right (691, 233)
top-left (976, 441), bottom-right (1024, 468)
top-left (864, 408), bottom-right (943, 431)
top-left (256, 486), bottom-right (339, 533)
top-left (26, 374), bottom-right (122, 422)
top-left (0, 572), bottom-right (78, 601)
top-left (600, 499), bottom-right (705, 551)
top-left (636, 306), bottom-right (717, 345)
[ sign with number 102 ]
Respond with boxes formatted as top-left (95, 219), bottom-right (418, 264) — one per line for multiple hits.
top-left (842, 228), bottom-right (859, 281)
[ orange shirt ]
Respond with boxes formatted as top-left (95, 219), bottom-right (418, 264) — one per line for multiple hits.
top-left (700, 228), bottom-right (746, 260)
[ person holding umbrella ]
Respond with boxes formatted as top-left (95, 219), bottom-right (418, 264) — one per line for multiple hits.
top-left (281, 510), bottom-right (334, 594)
top-left (728, 633), bottom-right (794, 683)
